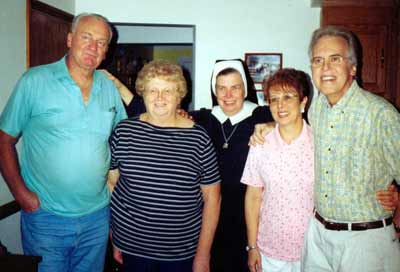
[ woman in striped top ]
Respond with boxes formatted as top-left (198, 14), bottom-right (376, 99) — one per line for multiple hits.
top-left (107, 60), bottom-right (221, 272)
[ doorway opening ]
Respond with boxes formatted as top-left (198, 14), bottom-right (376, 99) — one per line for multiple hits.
top-left (103, 23), bottom-right (195, 110)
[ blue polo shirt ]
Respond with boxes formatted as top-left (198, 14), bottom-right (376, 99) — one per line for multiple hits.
top-left (0, 57), bottom-right (127, 217)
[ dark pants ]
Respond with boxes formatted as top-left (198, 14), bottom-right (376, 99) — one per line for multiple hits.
top-left (121, 254), bottom-right (193, 272)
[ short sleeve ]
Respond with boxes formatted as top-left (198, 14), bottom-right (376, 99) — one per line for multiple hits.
top-left (0, 72), bottom-right (35, 138)
top-left (240, 145), bottom-right (264, 187)
top-left (109, 83), bottom-right (127, 128)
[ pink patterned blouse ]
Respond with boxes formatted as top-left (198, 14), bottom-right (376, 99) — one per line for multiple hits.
top-left (241, 121), bottom-right (314, 261)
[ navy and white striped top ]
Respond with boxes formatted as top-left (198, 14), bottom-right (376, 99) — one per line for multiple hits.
top-left (110, 118), bottom-right (220, 261)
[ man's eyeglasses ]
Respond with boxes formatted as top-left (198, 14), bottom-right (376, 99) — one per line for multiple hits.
top-left (268, 94), bottom-right (299, 106)
top-left (310, 54), bottom-right (348, 68)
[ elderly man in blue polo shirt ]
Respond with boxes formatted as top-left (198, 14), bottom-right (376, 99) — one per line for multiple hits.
top-left (0, 13), bottom-right (126, 272)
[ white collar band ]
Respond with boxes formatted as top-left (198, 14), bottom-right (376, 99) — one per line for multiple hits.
top-left (211, 60), bottom-right (248, 97)
top-left (211, 101), bottom-right (258, 125)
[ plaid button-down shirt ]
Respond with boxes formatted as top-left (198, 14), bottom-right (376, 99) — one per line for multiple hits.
top-left (309, 81), bottom-right (400, 221)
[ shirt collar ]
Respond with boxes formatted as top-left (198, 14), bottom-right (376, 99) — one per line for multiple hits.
top-left (273, 119), bottom-right (309, 146)
top-left (321, 80), bottom-right (359, 110)
top-left (52, 55), bottom-right (102, 95)
top-left (53, 56), bottom-right (71, 80)
top-left (211, 101), bottom-right (258, 125)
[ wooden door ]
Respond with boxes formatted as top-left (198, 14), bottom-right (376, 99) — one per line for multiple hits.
top-left (321, 6), bottom-right (397, 103)
top-left (345, 24), bottom-right (387, 97)
top-left (28, 0), bottom-right (73, 67)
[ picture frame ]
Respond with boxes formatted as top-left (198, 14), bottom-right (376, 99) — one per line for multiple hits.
top-left (244, 53), bottom-right (283, 84)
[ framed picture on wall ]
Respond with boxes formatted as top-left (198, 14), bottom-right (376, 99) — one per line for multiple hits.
top-left (245, 53), bottom-right (282, 84)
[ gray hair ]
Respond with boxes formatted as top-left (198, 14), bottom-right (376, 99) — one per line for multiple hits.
top-left (71, 13), bottom-right (113, 43)
top-left (308, 25), bottom-right (358, 67)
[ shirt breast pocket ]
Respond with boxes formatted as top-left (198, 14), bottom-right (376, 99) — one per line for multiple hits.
top-left (93, 111), bottom-right (115, 136)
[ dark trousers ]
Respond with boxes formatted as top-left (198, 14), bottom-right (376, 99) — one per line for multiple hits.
top-left (121, 254), bottom-right (193, 272)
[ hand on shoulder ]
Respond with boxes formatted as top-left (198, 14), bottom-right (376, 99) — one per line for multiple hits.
top-left (249, 122), bottom-right (275, 146)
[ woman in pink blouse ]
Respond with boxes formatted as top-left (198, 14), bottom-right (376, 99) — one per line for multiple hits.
top-left (241, 68), bottom-right (313, 272)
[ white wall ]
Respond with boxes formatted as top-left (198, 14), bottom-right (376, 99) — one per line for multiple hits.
top-left (0, 0), bottom-right (73, 255)
top-left (76, 0), bottom-right (320, 108)
top-left (39, 0), bottom-right (75, 14)
top-left (0, 0), bottom-right (27, 254)
top-left (116, 25), bottom-right (194, 44)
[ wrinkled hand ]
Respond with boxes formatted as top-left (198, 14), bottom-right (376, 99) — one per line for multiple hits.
top-left (101, 69), bottom-right (134, 106)
top-left (16, 189), bottom-right (40, 213)
top-left (248, 249), bottom-right (262, 272)
top-left (113, 246), bottom-right (123, 264)
top-left (395, 211), bottom-right (400, 226)
top-left (192, 254), bottom-right (210, 272)
top-left (395, 205), bottom-right (400, 240)
top-left (177, 109), bottom-right (193, 120)
top-left (101, 70), bottom-right (123, 89)
top-left (249, 122), bottom-right (274, 146)
top-left (394, 210), bottom-right (400, 230)
top-left (376, 184), bottom-right (399, 212)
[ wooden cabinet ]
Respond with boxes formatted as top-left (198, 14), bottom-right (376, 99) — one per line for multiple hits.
top-left (320, 1), bottom-right (399, 107)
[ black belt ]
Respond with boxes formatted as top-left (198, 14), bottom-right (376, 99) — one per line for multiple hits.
top-left (315, 212), bottom-right (392, 231)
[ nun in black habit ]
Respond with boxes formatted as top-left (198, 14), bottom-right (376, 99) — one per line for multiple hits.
top-left (191, 59), bottom-right (273, 272)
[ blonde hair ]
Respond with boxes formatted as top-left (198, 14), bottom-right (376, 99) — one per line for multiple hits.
top-left (135, 60), bottom-right (187, 97)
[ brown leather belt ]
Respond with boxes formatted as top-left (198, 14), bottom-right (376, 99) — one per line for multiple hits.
top-left (315, 212), bottom-right (392, 231)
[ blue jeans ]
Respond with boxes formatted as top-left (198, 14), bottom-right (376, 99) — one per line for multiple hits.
top-left (21, 206), bottom-right (109, 272)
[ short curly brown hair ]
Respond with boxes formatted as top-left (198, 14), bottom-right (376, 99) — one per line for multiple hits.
top-left (135, 60), bottom-right (187, 97)
top-left (262, 68), bottom-right (311, 102)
